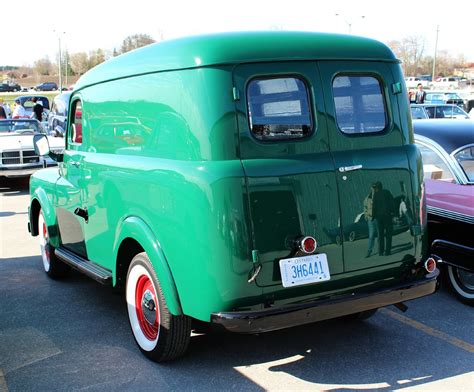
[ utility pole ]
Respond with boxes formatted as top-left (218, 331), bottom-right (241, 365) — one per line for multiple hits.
top-left (432, 25), bottom-right (440, 83)
top-left (53, 30), bottom-right (65, 92)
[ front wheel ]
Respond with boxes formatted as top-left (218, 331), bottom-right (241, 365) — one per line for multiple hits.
top-left (447, 266), bottom-right (474, 305)
top-left (126, 252), bottom-right (191, 362)
top-left (38, 211), bottom-right (69, 279)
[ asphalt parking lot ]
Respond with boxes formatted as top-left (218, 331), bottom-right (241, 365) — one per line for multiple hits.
top-left (0, 178), bottom-right (473, 392)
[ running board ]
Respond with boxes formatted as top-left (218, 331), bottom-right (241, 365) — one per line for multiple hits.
top-left (55, 247), bottom-right (112, 285)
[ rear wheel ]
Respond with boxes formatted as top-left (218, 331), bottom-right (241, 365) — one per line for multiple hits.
top-left (447, 266), bottom-right (474, 305)
top-left (340, 309), bottom-right (378, 321)
top-left (38, 211), bottom-right (69, 279)
top-left (126, 252), bottom-right (191, 362)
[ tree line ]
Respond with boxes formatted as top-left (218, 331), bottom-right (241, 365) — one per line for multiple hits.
top-left (2, 34), bottom-right (470, 82)
top-left (387, 35), bottom-right (469, 78)
top-left (3, 34), bottom-right (156, 80)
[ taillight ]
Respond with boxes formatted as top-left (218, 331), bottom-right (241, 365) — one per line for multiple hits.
top-left (424, 257), bottom-right (436, 273)
top-left (299, 236), bottom-right (317, 254)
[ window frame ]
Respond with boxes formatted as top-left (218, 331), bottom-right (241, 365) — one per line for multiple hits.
top-left (331, 73), bottom-right (389, 136)
top-left (68, 98), bottom-right (83, 147)
top-left (452, 143), bottom-right (474, 184)
top-left (415, 135), bottom-right (468, 184)
top-left (246, 74), bottom-right (315, 142)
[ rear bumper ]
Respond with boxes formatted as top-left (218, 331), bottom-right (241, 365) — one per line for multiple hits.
top-left (431, 239), bottom-right (474, 272)
top-left (211, 271), bottom-right (439, 334)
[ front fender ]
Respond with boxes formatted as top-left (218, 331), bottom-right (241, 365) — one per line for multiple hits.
top-left (30, 187), bottom-right (60, 248)
top-left (113, 216), bottom-right (183, 316)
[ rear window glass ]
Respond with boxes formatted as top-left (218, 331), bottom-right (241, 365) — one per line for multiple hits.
top-left (333, 75), bottom-right (387, 134)
top-left (247, 77), bottom-right (312, 141)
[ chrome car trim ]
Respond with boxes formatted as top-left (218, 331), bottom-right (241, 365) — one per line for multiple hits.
top-left (415, 135), bottom-right (469, 184)
top-left (428, 205), bottom-right (474, 224)
top-left (451, 143), bottom-right (474, 185)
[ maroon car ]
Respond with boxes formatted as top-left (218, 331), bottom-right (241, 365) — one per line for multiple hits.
top-left (414, 119), bottom-right (474, 304)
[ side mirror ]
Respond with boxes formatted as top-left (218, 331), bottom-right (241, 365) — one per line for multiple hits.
top-left (33, 134), bottom-right (50, 156)
top-left (54, 125), bottom-right (65, 137)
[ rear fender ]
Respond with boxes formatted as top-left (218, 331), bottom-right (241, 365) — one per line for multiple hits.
top-left (113, 216), bottom-right (183, 316)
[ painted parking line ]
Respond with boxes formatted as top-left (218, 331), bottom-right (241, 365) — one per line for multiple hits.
top-left (0, 369), bottom-right (8, 392)
top-left (380, 308), bottom-right (474, 354)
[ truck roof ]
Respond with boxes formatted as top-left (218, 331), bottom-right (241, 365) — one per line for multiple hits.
top-left (74, 31), bottom-right (398, 91)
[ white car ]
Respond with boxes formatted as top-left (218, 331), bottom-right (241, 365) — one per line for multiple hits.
top-left (0, 119), bottom-right (64, 178)
top-left (405, 76), bottom-right (429, 89)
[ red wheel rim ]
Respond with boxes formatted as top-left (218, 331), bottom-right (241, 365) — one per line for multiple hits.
top-left (42, 220), bottom-right (50, 260)
top-left (135, 274), bottom-right (159, 340)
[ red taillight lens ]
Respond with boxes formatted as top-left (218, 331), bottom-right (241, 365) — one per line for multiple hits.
top-left (424, 257), bottom-right (436, 273)
top-left (300, 236), bottom-right (317, 254)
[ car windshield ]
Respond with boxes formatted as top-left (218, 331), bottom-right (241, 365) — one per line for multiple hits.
top-left (444, 93), bottom-right (461, 100)
top-left (454, 146), bottom-right (474, 182)
top-left (0, 120), bottom-right (45, 134)
top-left (411, 106), bottom-right (428, 119)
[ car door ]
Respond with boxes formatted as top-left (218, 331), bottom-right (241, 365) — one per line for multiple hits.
top-left (318, 61), bottom-right (416, 271)
top-left (55, 98), bottom-right (88, 258)
top-left (233, 62), bottom-right (344, 290)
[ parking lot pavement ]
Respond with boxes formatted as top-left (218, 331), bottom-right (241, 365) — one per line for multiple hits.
top-left (1, 178), bottom-right (473, 391)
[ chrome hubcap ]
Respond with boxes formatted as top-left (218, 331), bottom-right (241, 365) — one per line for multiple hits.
top-left (142, 289), bottom-right (156, 325)
top-left (457, 269), bottom-right (474, 290)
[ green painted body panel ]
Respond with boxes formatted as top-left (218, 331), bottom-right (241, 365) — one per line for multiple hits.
top-left (28, 32), bottom-right (429, 324)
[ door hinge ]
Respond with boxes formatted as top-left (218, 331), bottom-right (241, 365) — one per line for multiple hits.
top-left (391, 82), bottom-right (402, 94)
top-left (232, 87), bottom-right (240, 101)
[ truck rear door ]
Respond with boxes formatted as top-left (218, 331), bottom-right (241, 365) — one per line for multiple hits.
top-left (233, 62), bottom-right (343, 289)
top-left (318, 61), bottom-right (416, 272)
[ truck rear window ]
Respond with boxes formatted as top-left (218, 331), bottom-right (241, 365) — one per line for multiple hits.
top-left (332, 75), bottom-right (387, 134)
top-left (247, 77), bottom-right (312, 141)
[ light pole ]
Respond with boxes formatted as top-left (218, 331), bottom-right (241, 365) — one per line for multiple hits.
top-left (53, 30), bottom-right (65, 92)
top-left (335, 13), bottom-right (365, 34)
top-left (432, 25), bottom-right (440, 84)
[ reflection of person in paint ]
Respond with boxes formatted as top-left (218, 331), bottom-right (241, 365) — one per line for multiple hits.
top-left (363, 184), bottom-right (378, 258)
top-left (372, 181), bottom-right (395, 256)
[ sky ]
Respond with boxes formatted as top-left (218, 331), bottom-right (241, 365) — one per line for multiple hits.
top-left (1, 0), bottom-right (472, 67)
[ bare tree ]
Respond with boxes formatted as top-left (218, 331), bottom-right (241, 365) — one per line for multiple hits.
top-left (69, 52), bottom-right (90, 75)
top-left (387, 36), bottom-right (425, 76)
top-left (33, 57), bottom-right (54, 76)
top-left (120, 34), bottom-right (155, 54)
top-left (89, 49), bottom-right (107, 68)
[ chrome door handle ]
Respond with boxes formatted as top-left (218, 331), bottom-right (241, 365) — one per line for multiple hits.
top-left (338, 164), bottom-right (363, 173)
top-left (69, 160), bottom-right (81, 168)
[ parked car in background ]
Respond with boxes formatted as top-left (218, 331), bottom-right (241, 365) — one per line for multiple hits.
top-left (429, 77), bottom-right (466, 90)
top-left (0, 83), bottom-right (22, 92)
top-left (47, 92), bottom-right (71, 135)
top-left (405, 76), bottom-right (429, 89)
top-left (14, 96), bottom-right (50, 127)
top-left (424, 91), bottom-right (464, 107)
top-left (410, 104), bottom-right (470, 120)
top-left (0, 119), bottom-right (64, 177)
top-left (414, 120), bottom-right (474, 304)
top-left (35, 82), bottom-right (58, 91)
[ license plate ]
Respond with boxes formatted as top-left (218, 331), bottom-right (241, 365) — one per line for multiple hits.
top-left (279, 254), bottom-right (330, 288)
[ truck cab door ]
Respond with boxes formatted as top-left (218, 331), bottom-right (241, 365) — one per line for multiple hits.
top-left (55, 99), bottom-right (88, 258)
top-left (318, 61), bottom-right (417, 272)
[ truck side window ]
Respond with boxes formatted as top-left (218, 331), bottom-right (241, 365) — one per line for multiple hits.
top-left (333, 75), bottom-right (387, 134)
top-left (247, 77), bottom-right (312, 141)
top-left (71, 101), bottom-right (83, 144)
